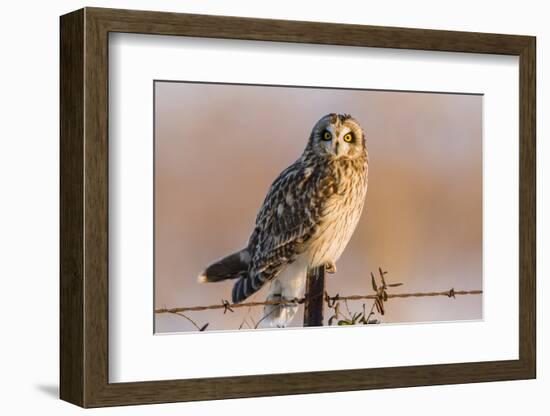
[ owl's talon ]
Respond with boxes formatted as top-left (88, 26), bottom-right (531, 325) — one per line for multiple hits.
top-left (260, 293), bottom-right (300, 328)
top-left (325, 262), bottom-right (337, 274)
top-left (282, 296), bottom-right (299, 308)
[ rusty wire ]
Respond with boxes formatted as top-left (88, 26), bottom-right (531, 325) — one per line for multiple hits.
top-left (155, 288), bottom-right (482, 315)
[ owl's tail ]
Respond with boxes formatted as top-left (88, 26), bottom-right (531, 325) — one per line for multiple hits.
top-left (197, 249), bottom-right (250, 284)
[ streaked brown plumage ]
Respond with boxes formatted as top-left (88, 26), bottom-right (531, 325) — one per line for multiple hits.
top-left (199, 113), bottom-right (368, 327)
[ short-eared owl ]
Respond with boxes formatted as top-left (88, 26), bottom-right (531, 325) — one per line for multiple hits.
top-left (198, 113), bottom-right (368, 327)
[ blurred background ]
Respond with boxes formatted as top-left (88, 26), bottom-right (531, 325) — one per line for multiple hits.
top-left (154, 81), bottom-right (482, 333)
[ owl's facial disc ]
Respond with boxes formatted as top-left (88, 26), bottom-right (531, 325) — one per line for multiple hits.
top-left (320, 125), bottom-right (357, 159)
top-left (309, 113), bottom-right (366, 161)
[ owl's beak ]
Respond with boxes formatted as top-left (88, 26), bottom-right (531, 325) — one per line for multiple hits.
top-left (333, 140), bottom-right (341, 157)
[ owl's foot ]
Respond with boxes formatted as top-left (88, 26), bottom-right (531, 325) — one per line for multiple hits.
top-left (325, 262), bottom-right (337, 274)
top-left (259, 294), bottom-right (299, 328)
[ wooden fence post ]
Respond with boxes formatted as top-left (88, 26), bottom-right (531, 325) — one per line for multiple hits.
top-left (303, 266), bottom-right (325, 326)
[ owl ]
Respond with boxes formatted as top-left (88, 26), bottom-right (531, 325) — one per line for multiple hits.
top-left (198, 113), bottom-right (368, 327)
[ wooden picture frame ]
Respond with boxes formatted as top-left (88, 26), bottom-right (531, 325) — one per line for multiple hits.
top-left (60, 7), bottom-right (536, 408)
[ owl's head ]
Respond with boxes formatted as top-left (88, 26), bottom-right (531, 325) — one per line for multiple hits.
top-left (307, 113), bottom-right (366, 160)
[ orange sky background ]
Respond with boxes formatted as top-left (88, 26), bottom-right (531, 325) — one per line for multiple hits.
top-left (154, 81), bottom-right (482, 333)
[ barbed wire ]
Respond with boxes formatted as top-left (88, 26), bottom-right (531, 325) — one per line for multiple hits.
top-left (154, 288), bottom-right (482, 315)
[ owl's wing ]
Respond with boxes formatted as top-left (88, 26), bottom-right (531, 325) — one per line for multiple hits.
top-left (232, 161), bottom-right (336, 302)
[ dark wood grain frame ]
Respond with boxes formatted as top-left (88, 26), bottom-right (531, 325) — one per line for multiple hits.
top-left (60, 7), bottom-right (536, 408)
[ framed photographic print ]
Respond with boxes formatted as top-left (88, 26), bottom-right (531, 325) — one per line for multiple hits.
top-left (60, 7), bottom-right (536, 408)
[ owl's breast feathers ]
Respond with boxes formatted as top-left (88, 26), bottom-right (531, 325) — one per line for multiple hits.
top-left (231, 154), bottom-right (367, 303)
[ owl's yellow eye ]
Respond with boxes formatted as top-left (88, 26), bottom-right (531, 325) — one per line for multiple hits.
top-left (343, 133), bottom-right (353, 143)
top-left (322, 130), bottom-right (332, 141)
